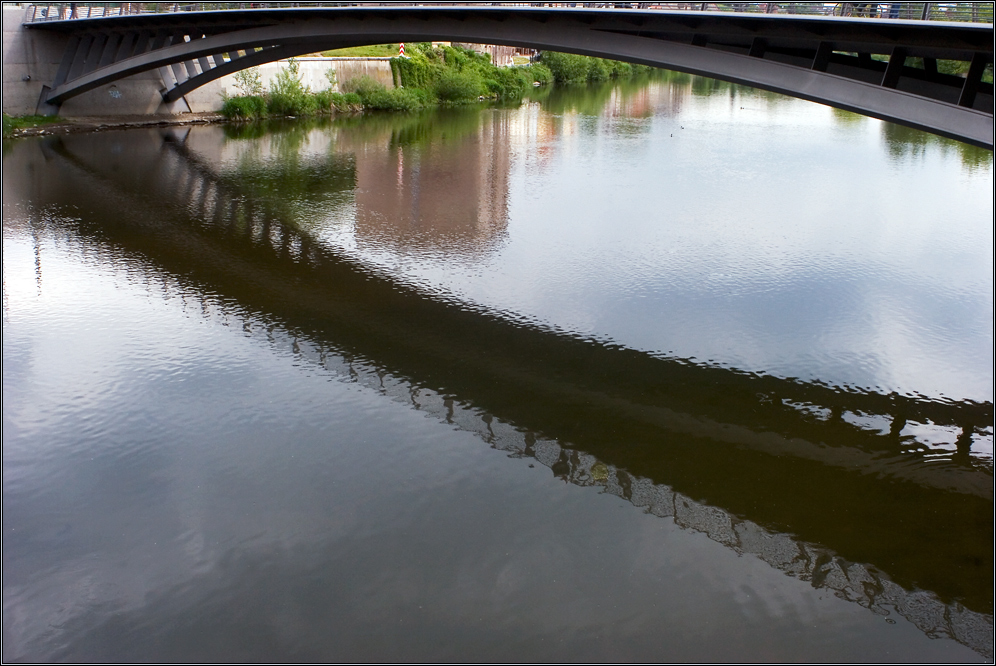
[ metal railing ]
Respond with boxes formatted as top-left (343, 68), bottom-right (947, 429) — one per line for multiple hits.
top-left (20, 2), bottom-right (996, 24)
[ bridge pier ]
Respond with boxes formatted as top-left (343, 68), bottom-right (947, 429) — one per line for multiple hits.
top-left (4, 6), bottom-right (395, 118)
top-left (3, 5), bottom-right (220, 117)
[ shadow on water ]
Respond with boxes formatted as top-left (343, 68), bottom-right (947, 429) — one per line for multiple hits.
top-left (9, 122), bottom-right (993, 656)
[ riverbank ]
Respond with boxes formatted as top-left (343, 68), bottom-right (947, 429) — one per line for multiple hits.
top-left (218, 45), bottom-right (550, 120)
top-left (2, 46), bottom-right (656, 137)
top-left (2, 112), bottom-right (227, 139)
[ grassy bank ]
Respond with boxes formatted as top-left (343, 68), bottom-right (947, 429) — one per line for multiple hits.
top-left (320, 44), bottom-right (399, 58)
top-left (220, 45), bottom-right (654, 121)
top-left (2, 113), bottom-right (60, 139)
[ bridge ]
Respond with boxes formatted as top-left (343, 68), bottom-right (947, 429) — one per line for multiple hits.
top-left (20, 2), bottom-right (996, 147)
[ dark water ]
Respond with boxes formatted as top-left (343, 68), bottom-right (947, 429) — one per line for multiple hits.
top-left (3, 75), bottom-right (993, 662)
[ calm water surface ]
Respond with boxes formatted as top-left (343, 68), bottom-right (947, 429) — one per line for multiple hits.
top-left (3, 75), bottom-right (993, 662)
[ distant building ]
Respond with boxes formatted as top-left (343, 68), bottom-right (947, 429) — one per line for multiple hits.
top-left (450, 43), bottom-right (538, 67)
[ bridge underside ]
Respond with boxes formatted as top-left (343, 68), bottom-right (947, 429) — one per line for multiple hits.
top-left (28, 7), bottom-right (994, 147)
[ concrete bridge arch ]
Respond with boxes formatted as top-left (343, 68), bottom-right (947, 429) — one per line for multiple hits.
top-left (13, 5), bottom-right (996, 147)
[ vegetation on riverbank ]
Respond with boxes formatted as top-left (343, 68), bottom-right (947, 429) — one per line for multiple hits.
top-left (220, 58), bottom-right (363, 120)
top-left (2, 113), bottom-right (60, 139)
top-left (538, 51), bottom-right (656, 84)
top-left (219, 44), bottom-right (655, 121)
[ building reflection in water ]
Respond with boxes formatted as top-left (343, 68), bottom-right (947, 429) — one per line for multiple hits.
top-left (348, 112), bottom-right (512, 257)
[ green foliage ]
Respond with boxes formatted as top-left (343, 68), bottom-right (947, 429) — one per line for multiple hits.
top-left (339, 92), bottom-right (363, 108)
top-left (484, 67), bottom-right (531, 100)
top-left (408, 42), bottom-right (435, 56)
top-left (522, 63), bottom-right (554, 85)
top-left (338, 75), bottom-right (429, 112)
top-left (218, 48), bottom-right (659, 124)
top-left (361, 88), bottom-right (431, 112)
top-left (341, 75), bottom-right (386, 97)
top-left (539, 51), bottom-right (654, 84)
top-left (267, 91), bottom-right (318, 117)
top-left (434, 69), bottom-right (487, 103)
top-left (391, 51), bottom-right (442, 90)
top-left (608, 60), bottom-right (633, 78)
top-left (442, 45), bottom-right (484, 70)
top-left (221, 94), bottom-right (267, 119)
top-left (232, 66), bottom-right (263, 96)
top-left (2, 113), bottom-right (60, 138)
top-left (587, 57), bottom-right (610, 83)
top-left (265, 58), bottom-right (318, 116)
top-left (539, 51), bottom-right (590, 84)
top-left (310, 90), bottom-right (359, 114)
top-left (270, 58), bottom-right (308, 97)
top-left (392, 45), bottom-right (531, 103)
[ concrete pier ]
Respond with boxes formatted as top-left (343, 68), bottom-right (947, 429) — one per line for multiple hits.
top-left (3, 5), bottom-right (393, 117)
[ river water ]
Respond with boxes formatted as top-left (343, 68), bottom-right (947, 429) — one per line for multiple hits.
top-left (3, 74), bottom-right (993, 662)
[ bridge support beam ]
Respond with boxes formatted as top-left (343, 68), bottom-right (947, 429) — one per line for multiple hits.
top-left (20, 7), bottom-right (995, 146)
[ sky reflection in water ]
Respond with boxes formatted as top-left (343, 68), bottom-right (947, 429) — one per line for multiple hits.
top-left (2, 73), bottom-right (993, 662)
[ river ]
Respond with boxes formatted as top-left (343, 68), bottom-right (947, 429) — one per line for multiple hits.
top-left (2, 73), bottom-right (993, 662)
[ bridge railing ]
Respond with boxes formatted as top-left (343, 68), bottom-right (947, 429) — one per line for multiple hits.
top-left (20, 2), bottom-right (996, 24)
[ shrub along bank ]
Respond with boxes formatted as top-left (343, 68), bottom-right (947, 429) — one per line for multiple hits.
top-left (538, 51), bottom-right (656, 84)
top-left (220, 44), bottom-right (653, 120)
top-left (221, 58), bottom-right (364, 120)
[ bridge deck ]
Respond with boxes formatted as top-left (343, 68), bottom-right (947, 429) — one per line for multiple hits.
top-left (24, 5), bottom-right (995, 146)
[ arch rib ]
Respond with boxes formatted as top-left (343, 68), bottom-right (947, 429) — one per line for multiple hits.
top-left (28, 8), bottom-right (993, 147)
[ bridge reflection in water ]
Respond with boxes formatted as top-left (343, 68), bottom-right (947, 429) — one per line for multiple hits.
top-left (11, 111), bottom-right (992, 657)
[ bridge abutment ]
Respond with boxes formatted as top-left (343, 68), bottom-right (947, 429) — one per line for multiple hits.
top-left (4, 5), bottom-right (182, 117)
top-left (4, 6), bottom-right (396, 118)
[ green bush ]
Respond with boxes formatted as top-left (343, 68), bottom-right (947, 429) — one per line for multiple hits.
top-left (608, 60), bottom-right (633, 78)
top-left (339, 92), bottom-right (363, 107)
top-left (265, 58), bottom-right (317, 116)
top-left (270, 58), bottom-right (308, 97)
top-left (221, 94), bottom-right (267, 119)
top-left (218, 49), bottom-right (659, 123)
top-left (484, 67), bottom-right (530, 100)
top-left (313, 89), bottom-right (334, 113)
top-left (442, 45), bottom-right (492, 71)
top-left (540, 51), bottom-right (590, 84)
top-left (587, 57), bottom-right (610, 82)
top-left (523, 63), bottom-right (554, 85)
top-left (233, 66), bottom-right (263, 96)
top-left (434, 69), bottom-right (487, 103)
top-left (311, 90), bottom-right (362, 114)
top-left (539, 51), bottom-right (649, 84)
top-left (341, 75), bottom-right (386, 97)
top-left (267, 91), bottom-right (318, 117)
top-left (391, 52), bottom-right (442, 90)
